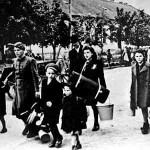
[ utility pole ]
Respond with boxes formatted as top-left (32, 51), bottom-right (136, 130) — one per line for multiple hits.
top-left (68, 0), bottom-right (72, 50)
top-left (63, 0), bottom-right (72, 50)
top-left (69, 0), bottom-right (72, 37)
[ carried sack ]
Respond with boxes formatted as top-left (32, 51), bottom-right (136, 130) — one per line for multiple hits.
top-left (72, 71), bottom-right (110, 104)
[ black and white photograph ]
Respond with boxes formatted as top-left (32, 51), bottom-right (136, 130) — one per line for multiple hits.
top-left (1, 0), bottom-right (150, 150)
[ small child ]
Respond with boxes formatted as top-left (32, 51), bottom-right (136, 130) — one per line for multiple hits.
top-left (0, 79), bottom-right (9, 133)
top-left (107, 49), bottom-right (112, 68)
top-left (61, 82), bottom-right (82, 150)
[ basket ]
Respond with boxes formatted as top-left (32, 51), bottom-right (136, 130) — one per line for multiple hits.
top-left (97, 104), bottom-right (114, 121)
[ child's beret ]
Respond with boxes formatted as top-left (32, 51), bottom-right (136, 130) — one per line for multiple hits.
top-left (45, 63), bottom-right (59, 73)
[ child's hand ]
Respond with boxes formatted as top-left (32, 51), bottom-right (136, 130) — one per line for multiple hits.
top-left (3, 78), bottom-right (8, 86)
top-left (46, 101), bottom-right (52, 107)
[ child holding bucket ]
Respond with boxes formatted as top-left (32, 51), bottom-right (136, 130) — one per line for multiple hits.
top-left (130, 50), bottom-right (150, 134)
top-left (61, 82), bottom-right (82, 150)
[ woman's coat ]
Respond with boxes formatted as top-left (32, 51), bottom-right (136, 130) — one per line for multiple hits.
top-left (80, 59), bottom-right (106, 105)
top-left (130, 62), bottom-right (150, 109)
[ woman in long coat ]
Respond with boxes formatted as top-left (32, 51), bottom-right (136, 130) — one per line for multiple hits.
top-left (130, 50), bottom-right (150, 134)
top-left (80, 46), bottom-right (106, 131)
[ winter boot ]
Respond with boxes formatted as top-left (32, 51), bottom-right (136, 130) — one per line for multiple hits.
top-left (141, 122), bottom-right (149, 134)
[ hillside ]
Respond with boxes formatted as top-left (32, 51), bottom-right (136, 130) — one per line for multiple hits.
top-left (47, 0), bottom-right (138, 19)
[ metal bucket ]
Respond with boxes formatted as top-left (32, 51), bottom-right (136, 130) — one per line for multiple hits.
top-left (97, 104), bottom-right (114, 121)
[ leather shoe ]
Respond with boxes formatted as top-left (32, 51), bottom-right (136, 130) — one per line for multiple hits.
top-left (22, 126), bottom-right (28, 135)
top-left (78, 129), bottom-right (82, 135)
top-left (76, 141), bottom-right (82, 149)
top-left (0, 128), bottom-right (7, 133)
top-left (141, 122), bottom-right (149, 134)
top-left (92, 124), bottom-right (100, 131)
top-left (72, 145), bottom-right (77, 150)
top-left (72, 141), bottom-right (82, 150)
top-left (55, 140), bottom-right (62, 148)
top-left (48, 140), bottom-right (56, 148)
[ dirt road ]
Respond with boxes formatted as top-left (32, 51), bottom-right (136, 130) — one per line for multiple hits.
top-left (1, 66), bottom-right (150, 150)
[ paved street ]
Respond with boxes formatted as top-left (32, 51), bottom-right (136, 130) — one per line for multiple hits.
top-left (1, 66), bottom-right (150, 150)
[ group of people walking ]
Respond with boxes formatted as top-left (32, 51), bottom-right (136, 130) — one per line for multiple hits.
top-left (1, 37), bottom-right (150, 150)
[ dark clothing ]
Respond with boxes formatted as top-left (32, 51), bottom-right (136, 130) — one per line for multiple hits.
top-left (41, 78), bottom-right (63, 124)
top-left (130, 62), bottom-right (150, 110)
top-left (107, 52), bottom-right (112, 61)
top-left (49, 122), bottom-right (63, 141)
top-left (69, 46), bottom-right (84, 73)
top-left (81, 58), bottom-right (106, 127)
top-left (69, 45), bottom-right (88, 128)
top-left (81, 59), bottom-right (106, 105)
top-left (25, 52), bottom-right (35, 58)
top-left (35, 55), bottom-right (42, 61)
top-left (12, 56), bottom-right (39, 119)
top-left (82, 59), bottom-right (106, 86)
top-left (107, 52), bottom-right (112, 67)
top-left (5, 49), bottom-right (16, 64)
top-left (81, 58), bottom-right (106, 126)
top-left (40, 77), bottom-right (63, 141)
top-left (61, 95), bottom-right (82, 133)
top-left (0, 81), bottom-right (9, 116)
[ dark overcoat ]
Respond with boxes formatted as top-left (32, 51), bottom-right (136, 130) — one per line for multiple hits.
top-left (0, 81), bottom-right (9, 116)
top-left (69, 45), bottom-right (84, 73)
top-left (61, 95), bottom-right (82, 133)
top-left (40, 78), bottom-right (63, 124)
top-left (82, 59), bottom-right (106, 86)
top-left (81, 59), bottom-right (106, 105)
top-left (12, 56), bottom-right (39, 118)
top-left (130, 62), bottom-right (150, 109)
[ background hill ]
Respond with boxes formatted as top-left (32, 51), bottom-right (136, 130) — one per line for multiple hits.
top-left (28, 0), bottom-right (139, 56)
top-left (47, 0), bottom-right (138, 19)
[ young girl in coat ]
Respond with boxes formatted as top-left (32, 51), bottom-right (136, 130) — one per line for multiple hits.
top-left (61, 82), bottom-right (82, 150)
top-left (0, 79), bottom-right (9, 133)
top-left (130, 50), bottom-right (150, 134)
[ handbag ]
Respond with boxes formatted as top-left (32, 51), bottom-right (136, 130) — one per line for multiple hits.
top-left (94, 78), bottom-right (110, 104)
top-left (95, 86), bottom-right (110, 103)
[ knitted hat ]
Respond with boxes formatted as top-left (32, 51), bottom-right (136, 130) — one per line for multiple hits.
top-left (14, 42), bottom-right (25, 51)
top-left (45, 63), bottom-right (59, 73)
